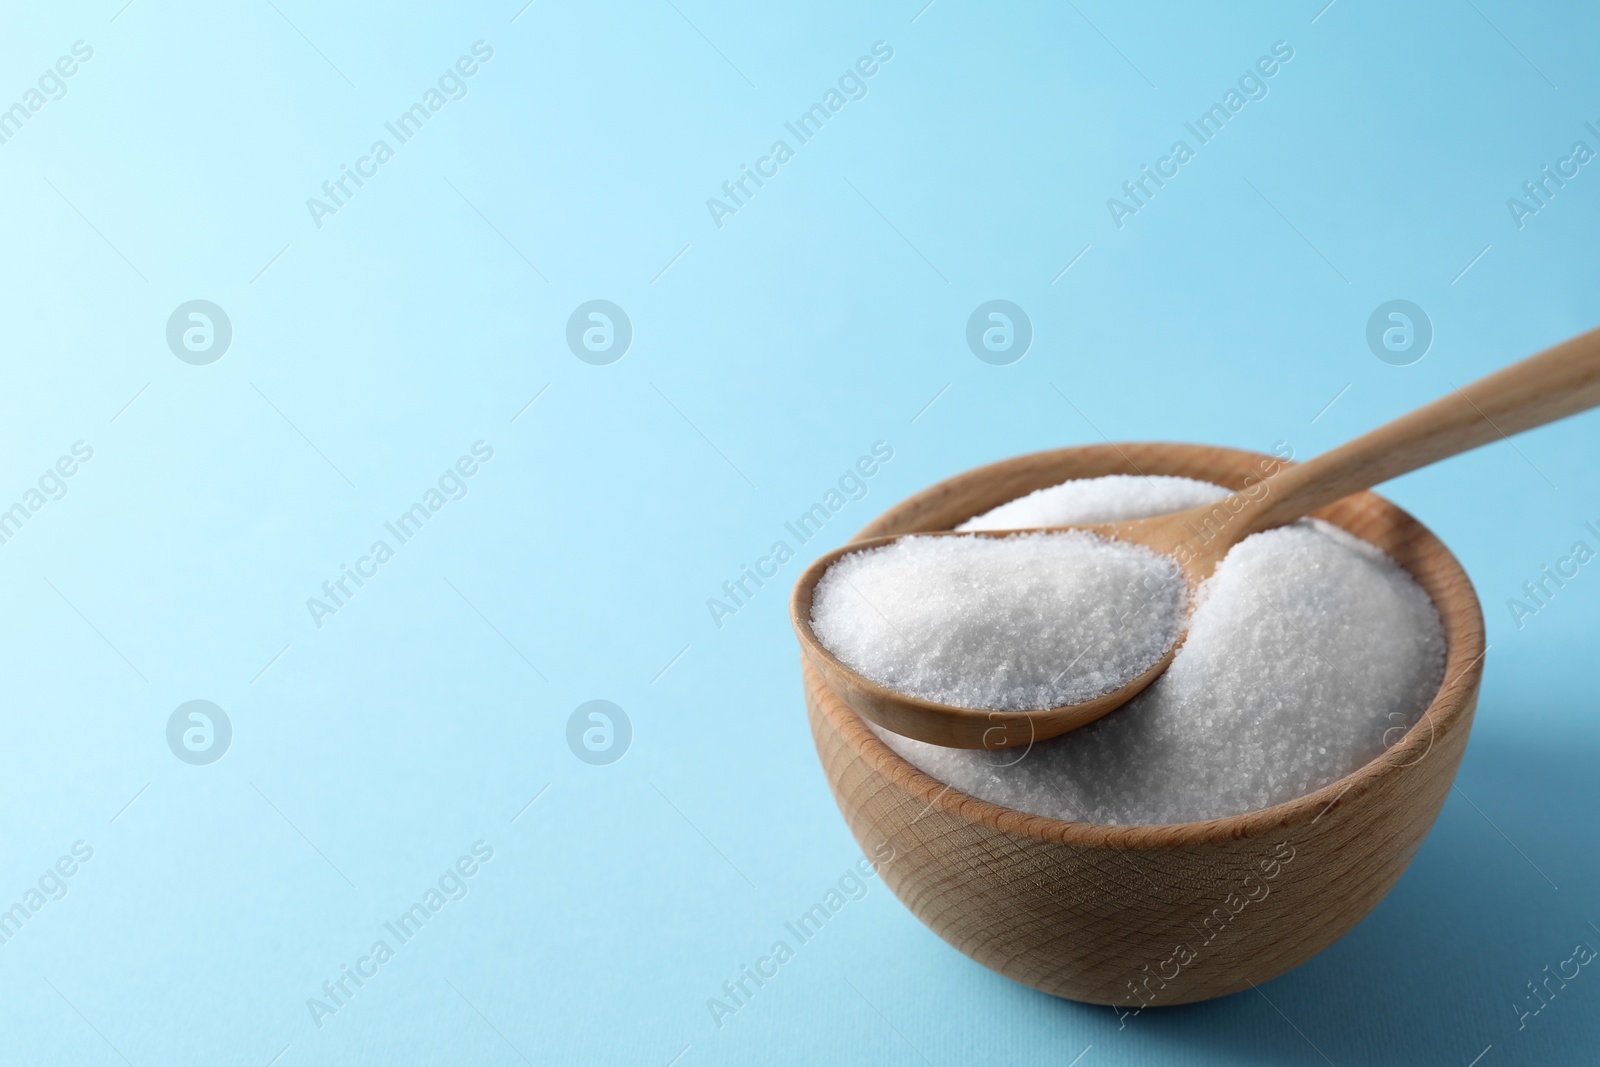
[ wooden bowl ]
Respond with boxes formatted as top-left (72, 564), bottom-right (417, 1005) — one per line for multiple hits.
top-left (802, 443), bottom-right (1484, 1006)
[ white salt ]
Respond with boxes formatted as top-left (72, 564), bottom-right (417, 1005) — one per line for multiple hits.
top-left (867, 475), bottom-right (1447, 825)
top-left (810, 531), bottom-right (1186, 711)
top-left (956, 474), bottom-right (1227, 532)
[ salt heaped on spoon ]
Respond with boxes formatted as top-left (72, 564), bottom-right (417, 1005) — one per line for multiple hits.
top-left (809, 528), bottom-right (1188, 712)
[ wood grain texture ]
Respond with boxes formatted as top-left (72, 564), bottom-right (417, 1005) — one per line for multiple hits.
top-left (801, 443), bottom-right (1485, 1005)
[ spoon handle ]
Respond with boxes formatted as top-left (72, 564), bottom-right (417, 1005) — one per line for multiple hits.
top-left (1241, 324), bottom-right (1600, 535)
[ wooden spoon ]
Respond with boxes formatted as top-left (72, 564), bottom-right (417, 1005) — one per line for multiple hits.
top-left (792, 324), bottom-right (1600, 750)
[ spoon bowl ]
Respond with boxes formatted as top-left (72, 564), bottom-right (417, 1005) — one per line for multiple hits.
top-left (790, 524), bottom-right (1188, 749)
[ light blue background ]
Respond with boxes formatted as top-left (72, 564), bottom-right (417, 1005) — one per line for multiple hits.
top-left (1, 1), bottom-right (1597, 1064)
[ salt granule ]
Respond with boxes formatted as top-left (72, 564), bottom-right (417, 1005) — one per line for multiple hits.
top-left (810, 531), bottom-right (1186, 711)
top-left (869, 475), bottom-right (1447, 825)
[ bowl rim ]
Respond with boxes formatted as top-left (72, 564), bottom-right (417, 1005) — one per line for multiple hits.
top-left (807, 441), bottom-right (1487, 850)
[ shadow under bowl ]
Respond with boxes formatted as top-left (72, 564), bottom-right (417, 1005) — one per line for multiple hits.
top-left (801, 442), bottom-right (1485, 1006)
